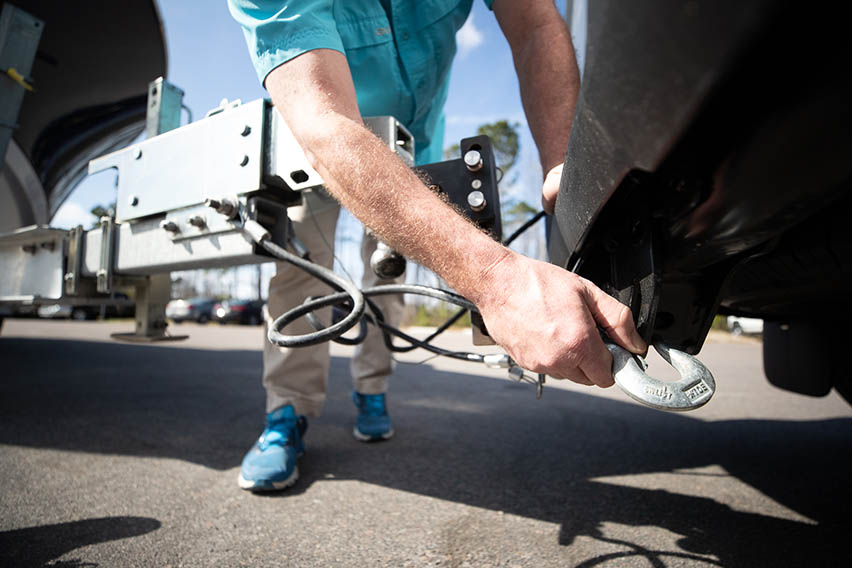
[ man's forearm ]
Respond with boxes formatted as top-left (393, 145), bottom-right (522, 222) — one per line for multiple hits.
top-left (496, 2), bottom-right (580, 172)
top-left (265, 51), bottom-right (509, 308)
top-left (286, 111), bottom-right (509, 308)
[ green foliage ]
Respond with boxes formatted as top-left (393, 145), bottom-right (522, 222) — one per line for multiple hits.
top-left (405, 304), bottom-right (471, 329)
top-left (89, 203), bottom-right (115, 229)
top-left (443, 143), bottom-right (460, 160)
top-left (711, 314), bottom-right (728, 330)
top-left (476, 120), bottom-right (520, 174)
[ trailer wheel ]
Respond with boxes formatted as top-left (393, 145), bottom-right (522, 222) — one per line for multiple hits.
top-left (71, 308), bottom-right (88, 321)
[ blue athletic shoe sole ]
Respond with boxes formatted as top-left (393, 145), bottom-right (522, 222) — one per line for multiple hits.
top-left (352, 425), bottom-right (395, 442)
top-left (352, 392), bottom-right (394, 442)
top-left (238, 466), bottom-right (299, 491)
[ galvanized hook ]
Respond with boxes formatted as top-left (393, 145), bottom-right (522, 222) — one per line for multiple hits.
top-left (606, 342), bottom-right (715, 411)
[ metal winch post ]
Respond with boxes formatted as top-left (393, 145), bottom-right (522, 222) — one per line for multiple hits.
top-left (112, 77), bottom-right (186, 342)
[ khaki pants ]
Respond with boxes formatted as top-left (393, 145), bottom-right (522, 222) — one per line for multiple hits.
top-left (262, 189), bottom-right (404, 416)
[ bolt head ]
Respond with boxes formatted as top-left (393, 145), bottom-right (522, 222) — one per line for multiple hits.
top-left (239, 155), bottom-right (250, 167)
top-left (240, 125), bottom-right (252, 137)
top-left (159, 220), bottom-right (180, 233)
top-left (134, 148), bottom-right (143, 160)
top-left (129, 195), bottom-right (139, 206)
top-left (463, 150), bottom-right (482, 171)
top-left (471, 179), bottom-right (482, 190)
top-left (467, 190), bottom-right (486, 211)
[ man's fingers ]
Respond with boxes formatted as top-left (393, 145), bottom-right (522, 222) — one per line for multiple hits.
top-left (582, 280), bottom-right (647, 354)
top-left (543, 319), bottom-right (613, 387)
top-left (541, 164), bottom-right (562, 215)
top-left (579, 334), bottom-right (616, 388)
top-left (541, 193), bottom-right (556, 215)
top-left (551, 370), bottom-right (594, 386)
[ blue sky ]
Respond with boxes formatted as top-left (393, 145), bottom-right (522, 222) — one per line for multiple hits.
top-left (52, 1), bottom-right (564, 296)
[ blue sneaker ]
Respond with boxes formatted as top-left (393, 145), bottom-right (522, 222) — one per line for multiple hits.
top-left (238, 405), bottom-right (307, 492)
top-left (352, 392), bottom-right (394, 442)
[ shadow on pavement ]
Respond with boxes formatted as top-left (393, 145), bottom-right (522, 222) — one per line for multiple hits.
top-left (1, 337), bottom-right (850, 565)
top-left (557, 481), bottom-right (846, 567)
top-left (0, 516), bottom-right (161, 567)
top-left (0, 338), bottom-right (263, 470)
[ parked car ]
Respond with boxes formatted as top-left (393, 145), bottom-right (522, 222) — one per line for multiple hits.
top-left (165, 297), bottom-right (217, 323)
top-left (0, 305), bottom-right (11, 330)
top-left (726, 316), bottom-right (763, 337)
top-left (3, 304), bottom-right (38, 319)
top-left (213, 299), bottom-right (264, 325)
top-left (37, 293), bottom-right (135, 321)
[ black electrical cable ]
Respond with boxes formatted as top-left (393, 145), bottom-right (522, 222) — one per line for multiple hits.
top-left (371, 315), bottom-right (484, 362)
top-left (268, 282), bottom-right (480, 360)
top-left (381, 304), bottom-right (468, 353)
top-left (504, 210), bottom-right (546, 247)
top-left (259, 238), bottom-right (366, 347)
top-left (254, 209), bottom-right (546, 357)
top-left (304, 301), bottom-right (369, 346)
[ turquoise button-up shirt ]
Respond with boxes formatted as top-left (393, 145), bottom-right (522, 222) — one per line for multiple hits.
top-left (229, 0), bottom-right (494, 164)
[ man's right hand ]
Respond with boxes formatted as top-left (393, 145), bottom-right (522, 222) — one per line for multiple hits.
top-left (473, 250), bottom-right (647, 387)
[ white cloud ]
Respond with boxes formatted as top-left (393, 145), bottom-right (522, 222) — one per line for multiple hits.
top-left (456, 12), bottom-right (484, 57)
top-left (51, 201), bottom-right (95, 230)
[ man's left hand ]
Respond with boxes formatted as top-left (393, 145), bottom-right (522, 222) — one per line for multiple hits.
top-left (542, 163), bottom-right (562, 214)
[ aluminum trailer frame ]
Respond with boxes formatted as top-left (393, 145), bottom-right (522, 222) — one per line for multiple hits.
top-left (0, 78), bottom-right (502, 341)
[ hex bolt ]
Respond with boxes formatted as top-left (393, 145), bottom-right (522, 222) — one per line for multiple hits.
top-left (188, 215), bottom-right (206, 228)
top-left (160, 220), bottom-right (180, 233)
top-left (467, 190), bottom-right (486, 212)
top-left (463, 149), bottom-right (483, 172)
top-left (204, 196), bottom-right (238, 219)
top-left (129, 195), bottom-right (139, 206)
top-left (134, 148), bottom-right (143, 160)
top-left (471, 179), bottom-right (482, 190)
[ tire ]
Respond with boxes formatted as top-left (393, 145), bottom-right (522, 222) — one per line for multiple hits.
top-left (247, 314), bottom-right (261, 326)
top-left (198, 314), bottom-right (209, 324)
top-left (71, 308), bottom-right (88, 321)
top-left (730, 323), bottom-right (743, 336)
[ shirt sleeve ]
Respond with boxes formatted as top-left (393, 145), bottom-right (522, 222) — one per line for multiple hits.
top-left (227, 0), bottom-right (344, 86)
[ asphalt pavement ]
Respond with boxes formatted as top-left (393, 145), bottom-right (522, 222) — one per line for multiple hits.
top-left (1, 319), bottom-right (850, 567)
